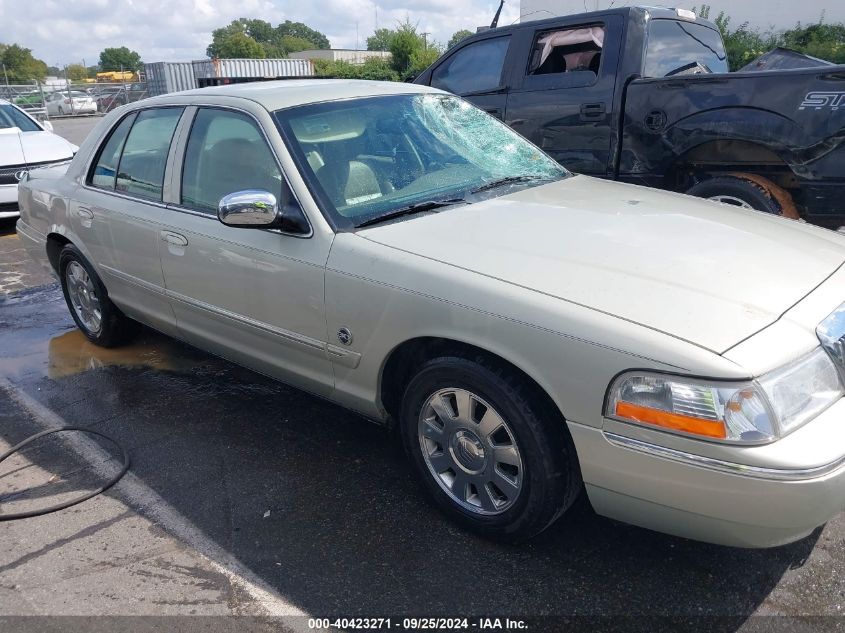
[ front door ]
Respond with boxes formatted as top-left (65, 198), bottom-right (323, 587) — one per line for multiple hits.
top-left (157, 106), bottom-right (334, 396)
top-left (505, 15), bottom-right (623, 176)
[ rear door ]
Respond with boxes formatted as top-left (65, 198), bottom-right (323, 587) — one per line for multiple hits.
top-left (429, 34), bottom-right (513, 120)
top-left (74, 107), bottom-right (185, 335)
top-left (504, 14), bottom-right (623, 175)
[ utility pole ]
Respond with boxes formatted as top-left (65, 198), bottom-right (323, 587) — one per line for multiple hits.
top-left (422, 32), bottom-right (430, 49)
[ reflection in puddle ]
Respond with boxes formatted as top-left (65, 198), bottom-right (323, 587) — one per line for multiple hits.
top-left (47, 330), bottom-right (201, 379)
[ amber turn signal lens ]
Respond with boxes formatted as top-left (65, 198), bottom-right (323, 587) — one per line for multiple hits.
top-left (615, 401), bottom-right (728, 439)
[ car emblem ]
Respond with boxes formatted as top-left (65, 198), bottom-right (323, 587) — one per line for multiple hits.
top-left (337, 327), bottom-right (353, 346)
top-left (14, 169), bottom-right (28, 182)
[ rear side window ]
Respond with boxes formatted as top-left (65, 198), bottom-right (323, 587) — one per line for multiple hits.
top-left (528, 25), bottom-right (604, 77)
top-left (180, 108), bottom-right (284, 214)
top-left (115, 108), bottom-right (184, 200)
top-left (431, 37), bottom-right (510, 95)
top-left (90, 114), bottom-right (135, 190)
top-left (644, 20), bottom-right (728, 77)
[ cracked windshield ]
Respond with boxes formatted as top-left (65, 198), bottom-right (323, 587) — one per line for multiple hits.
top-left (277, 93), bottom-right (568, 227)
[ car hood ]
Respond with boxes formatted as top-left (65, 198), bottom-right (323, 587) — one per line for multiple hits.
top-left (359, 176), bottom-right (845, 353)
top-left (0, 129), bottom-right (76, 167)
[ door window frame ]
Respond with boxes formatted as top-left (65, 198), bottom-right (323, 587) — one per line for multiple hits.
top-left (83, 106), bottom-right (186, 209)
top-left (166, 104), bottom-right (313, 239)
top-left (429, 34), bottom-right (512, 96)
top-left (522, 22), bottom-right (606, 91)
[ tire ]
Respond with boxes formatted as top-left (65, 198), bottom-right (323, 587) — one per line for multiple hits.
top-left (686, 174), bottom-right (785, 215)
top-left (400, 355), bottom-right (582, 542)
top-left (59, 244), bottom-right (138, 347)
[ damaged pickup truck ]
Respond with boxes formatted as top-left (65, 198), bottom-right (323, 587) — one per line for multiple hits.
top-left (414, 6), bottom-right (845, 227)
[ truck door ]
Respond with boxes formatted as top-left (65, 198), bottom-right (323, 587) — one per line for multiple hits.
top-left (429, 34), bottom-right (513, 120)
top-left (505, 15), bottom-right (623, 176)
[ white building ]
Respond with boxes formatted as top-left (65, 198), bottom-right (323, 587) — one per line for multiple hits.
top-left (519, 1), bottom-right (842, 30)
top-left (288, 50), bottom-right (391, 65)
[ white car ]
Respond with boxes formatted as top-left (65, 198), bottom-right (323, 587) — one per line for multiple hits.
top-left (45, 90), bottom-right (97, 116)
top-left (0, 99), bottom-right (77, 218)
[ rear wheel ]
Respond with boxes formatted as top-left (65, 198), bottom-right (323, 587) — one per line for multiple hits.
top-left (686, 174), bottom-right (799, 218)
top-left (400, 355), bottom-right (582, 542)
top-left (59, 244), bottom-right (138, 347)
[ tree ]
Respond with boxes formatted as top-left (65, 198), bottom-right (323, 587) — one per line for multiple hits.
top-left (207, 18), bottom-right (329, 58)
top-left (99, 46), bottom-right (142, 72)
top-left (367, 28), bottom-right (395, 51)
top-left (388, 20), bottom-right (427, 78)
top-left (1, 44), bottom-right (48, 82)
top-left (210, 31), bottom-right (266, 59)
top-left (409, 46), bottom-right (441, 76)
top-left (66, 63), bottom-right (88, 81)
top-left (280, 36), bottom-right (315, 54)
top-left (276, 21), bottom-right (330, 49)
top-left (447, 29), bottom-right (473, 50)
top-left (782, 23), bottom-right (845, 64)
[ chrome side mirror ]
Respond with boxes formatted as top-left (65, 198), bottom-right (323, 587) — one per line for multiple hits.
top-left (218, 190), bottom-right (279, 228)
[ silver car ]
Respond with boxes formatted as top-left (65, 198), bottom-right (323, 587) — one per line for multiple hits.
top-left (17, 80), bottom-right (845, 548)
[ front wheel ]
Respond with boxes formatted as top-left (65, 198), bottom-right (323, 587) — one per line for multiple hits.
top-left (400, 355), bottom-right (582, 542)
top-left (59, 244), bottom-right (138, 347)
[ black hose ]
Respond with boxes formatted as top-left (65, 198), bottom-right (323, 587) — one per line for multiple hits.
top-left (0, 427), bottom-right (130, 521)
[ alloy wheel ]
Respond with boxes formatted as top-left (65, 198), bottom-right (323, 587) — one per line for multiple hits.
top-left (418, 387), bottom-right (523, 515)
top-left (65, 261), bottom-right (102, 334)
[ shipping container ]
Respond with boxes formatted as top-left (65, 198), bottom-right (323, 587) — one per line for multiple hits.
top-left (144, 62), bottom-right (197, 97)
top-left (191, 58), bottom-right (313, 80)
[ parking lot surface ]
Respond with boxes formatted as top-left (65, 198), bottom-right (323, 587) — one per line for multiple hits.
top-left (2, 119), bottom-right (845, 631)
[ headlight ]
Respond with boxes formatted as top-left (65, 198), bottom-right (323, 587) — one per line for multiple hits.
top-left (606, 348), bottom-right (843, 444)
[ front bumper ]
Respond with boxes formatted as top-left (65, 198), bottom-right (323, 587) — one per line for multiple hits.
top-left (570, 398), bottom-right (845, 548)
top-left (0, 184), bottom-right (19, 218)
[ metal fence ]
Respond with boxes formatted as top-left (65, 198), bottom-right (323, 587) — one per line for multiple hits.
top-left (0, 81), bottom-right (149, 119)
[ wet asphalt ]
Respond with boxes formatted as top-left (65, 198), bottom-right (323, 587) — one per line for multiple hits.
top-left (2, 120), bottom-right (845, 629)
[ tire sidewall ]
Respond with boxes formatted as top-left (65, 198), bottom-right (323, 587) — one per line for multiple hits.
top-left (400, 357), bottom-right (570, 539)
top-left (59, 245), bottom-right (113, 344)
top-left (687, 176), bottom-right (780, 214)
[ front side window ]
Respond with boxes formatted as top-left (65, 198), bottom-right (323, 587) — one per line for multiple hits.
top-left (528, 25), bottom-right (605, 77)
top-left (115, 108), bottom-right (183, 200)
top-left (90, 113), bottom-right (136, 190)
top-left (431, 37), bottom-right (510, 95)
top-left (181, 108), bottom-right (284, 214)
top-left (276, 93), bottom-right (567, 229)
top-left (644, 20), bottom-right (728, 77)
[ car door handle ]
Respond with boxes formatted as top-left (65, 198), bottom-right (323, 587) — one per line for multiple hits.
top-left (580, 103), bottom-right (606, 121)
top-left (160, 231), bottom-right (188, 247)
top-left (76, 207), bottom-right (94, 220)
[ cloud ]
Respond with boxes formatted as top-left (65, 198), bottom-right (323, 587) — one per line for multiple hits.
top-left (0, 0), bottom-right (520, 68)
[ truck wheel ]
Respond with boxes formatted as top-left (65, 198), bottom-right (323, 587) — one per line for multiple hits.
top-left (686, 174), bottom-right (800, 218)
top-left (400, 355), bottom-right (582, 542)
top-left (59, 244), bottom-right (139, 347)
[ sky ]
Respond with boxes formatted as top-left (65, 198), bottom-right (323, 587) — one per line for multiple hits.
top-left (0, 0), bottom-right (520, 67)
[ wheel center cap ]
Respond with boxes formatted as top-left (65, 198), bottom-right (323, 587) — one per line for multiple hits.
top-left (450, 430), bottom-right (486, 473)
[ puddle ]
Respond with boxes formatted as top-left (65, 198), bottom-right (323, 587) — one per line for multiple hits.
top-left (46, 330), bottom-right (202, 379)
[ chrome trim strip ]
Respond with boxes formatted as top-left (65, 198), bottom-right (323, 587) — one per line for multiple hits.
top-left (603, 432), bottom-right (845, 481)
top-left (166, 289), bottom-right (327, 355)
top-left (100, 265), bottom-right (167, 296)
top-left (326, 344), bottom-right (362, 369)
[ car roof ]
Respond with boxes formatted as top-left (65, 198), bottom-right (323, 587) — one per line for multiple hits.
top-left (141, 79), bottom-right (443, 112)
top-left (458, 5), bottom-right (719, 39)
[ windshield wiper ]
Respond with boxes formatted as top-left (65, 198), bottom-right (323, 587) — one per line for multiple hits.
top-left (356, 198), bottom-right (467, 228)
top-left (468, 175), bottom-right (546, 195)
